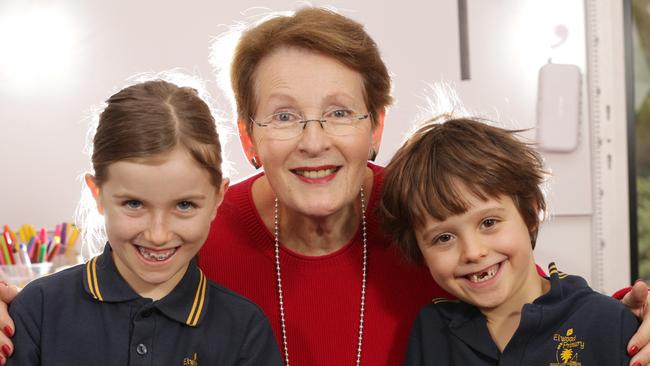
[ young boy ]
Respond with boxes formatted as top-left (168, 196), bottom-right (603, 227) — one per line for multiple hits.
top-left (6, 80), bottom-right (281, 365)
top-left (379, 116), bottom-right (639, 365)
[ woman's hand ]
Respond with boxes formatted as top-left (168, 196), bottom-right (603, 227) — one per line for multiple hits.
top-left (623, 280), bottom-right (650, 366)
top-left (0, 282), bottom-right (18, 362)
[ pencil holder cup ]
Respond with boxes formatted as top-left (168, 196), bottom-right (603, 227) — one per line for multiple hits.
top-left (0, 263), bottom-right (53, 288)
top-left (51, 253), bottom-right (83, 270)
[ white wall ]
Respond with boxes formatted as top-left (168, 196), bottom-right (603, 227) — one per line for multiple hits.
top-left (0, 0), bottom-right (632, 292)
top-left (0, 0), bottom-right (462, 228)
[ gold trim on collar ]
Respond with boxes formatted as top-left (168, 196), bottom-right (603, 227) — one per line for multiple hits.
top-left (548, 263), bottom-right (568, 279)
top-left (432, 297), bottom-right (453, 304)
top-left (185, 270), bottom-right (207, 326)
top-left (86, 256), bottom-right (103, 301)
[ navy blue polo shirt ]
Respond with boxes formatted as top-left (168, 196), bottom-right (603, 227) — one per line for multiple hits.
top-left (8, 244), bottom-right (282, 366)
top-left (406, 263), bottom-right (639, 365)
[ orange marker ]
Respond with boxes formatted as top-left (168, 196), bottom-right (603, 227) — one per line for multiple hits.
top-left (3, 226), bottom-right (18, 251)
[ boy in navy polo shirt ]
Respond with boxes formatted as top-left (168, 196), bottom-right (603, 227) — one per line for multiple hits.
top-left (7, 80), bottom-right (281, 365)
top-left (380, 116), bottom-right (639, 365)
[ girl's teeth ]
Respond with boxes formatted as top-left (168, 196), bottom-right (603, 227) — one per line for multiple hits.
top-left (138, 246), bottom-right (176, 261)
top-left (468, 264), bottom-right (499, 283)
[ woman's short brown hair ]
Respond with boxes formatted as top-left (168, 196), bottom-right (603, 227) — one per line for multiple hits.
top-left (231, 7), bottom-right (393, 135)
top-left (379, 116), bottom-right (547, 264)
top-left (92, 80), bottom-right (223, 187)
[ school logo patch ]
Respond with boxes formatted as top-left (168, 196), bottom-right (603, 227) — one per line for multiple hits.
top-left (183, 352), bottom-right (198, 365)
top-left (550, 328), bottom-right (584, 365)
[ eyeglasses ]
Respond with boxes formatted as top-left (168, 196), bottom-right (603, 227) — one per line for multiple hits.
top-left (251, 109), bottom-right (370, 140)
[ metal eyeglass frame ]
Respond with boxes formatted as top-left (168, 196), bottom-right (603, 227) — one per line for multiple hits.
top-left (251, 113), bottom-right (370, 137)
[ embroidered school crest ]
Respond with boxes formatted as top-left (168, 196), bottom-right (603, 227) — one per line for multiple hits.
top-left (183, 353), bottom-right (198, 365)
top-left (549, 328), bottom-right (585, 365)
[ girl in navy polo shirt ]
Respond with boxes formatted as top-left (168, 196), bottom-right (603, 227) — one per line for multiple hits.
top-left (7, 79), bottom-right (281, 366)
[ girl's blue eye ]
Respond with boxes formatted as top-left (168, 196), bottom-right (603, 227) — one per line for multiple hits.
top-left (125, 200), bottom-right (142, 209)
top-left (177, 201), bottom-right (195, 212)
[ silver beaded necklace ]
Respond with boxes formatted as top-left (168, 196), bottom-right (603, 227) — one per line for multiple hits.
top-left (273, 186), bottom-right (368, 366)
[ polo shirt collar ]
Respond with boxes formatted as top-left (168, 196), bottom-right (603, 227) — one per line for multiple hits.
top-left (155, 255), bottom-right (210, 327)
top-left (82, 243), bottom-right (210, 327)
top-left (533, 262), bottom-right (569, 305)
top-left (432, 263), bottom-right (569, 359)
top-left (82, 244), bottom-right (140, 303)
top-left (435, 300), bottom-right (499, 359)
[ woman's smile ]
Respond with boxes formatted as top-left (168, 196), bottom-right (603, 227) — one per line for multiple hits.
top-left (291, 165), bottom-right (341, 183)
top-left (250, 47), bottom-right (377, 218)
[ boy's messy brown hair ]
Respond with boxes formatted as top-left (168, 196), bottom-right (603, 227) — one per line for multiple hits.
top-left (379, 116), bottom-right (546, 264)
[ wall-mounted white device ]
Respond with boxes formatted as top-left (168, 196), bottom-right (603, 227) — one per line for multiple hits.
top-left (536, 63), bottom-right (582, 153)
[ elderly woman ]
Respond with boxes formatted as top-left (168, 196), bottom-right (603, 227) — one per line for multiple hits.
top-left (0, 6), bottom-right (649, 366)
top-left (198, 8), bottom-right (436, 365)
top-left (196, 7), bottom-right (650, 366)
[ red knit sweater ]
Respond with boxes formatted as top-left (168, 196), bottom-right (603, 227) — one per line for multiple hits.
top-left (198, 164), bottom-right (448, 365)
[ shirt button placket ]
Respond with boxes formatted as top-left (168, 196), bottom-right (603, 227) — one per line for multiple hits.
top-left (130, 305), bottom-right (155, 366)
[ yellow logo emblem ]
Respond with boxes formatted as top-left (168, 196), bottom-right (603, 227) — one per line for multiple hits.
top-left (183, 352), bottom-right (198, 365)
top-left (549, 328), bottom-right (584, 365)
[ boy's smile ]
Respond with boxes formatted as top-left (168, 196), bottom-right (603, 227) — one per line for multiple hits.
top-left (459, 260), bottom-right (505, 285)
top-left (415, 187), bottom-right (547, 314)
top-left (89, 146), bottom-right (227, 300)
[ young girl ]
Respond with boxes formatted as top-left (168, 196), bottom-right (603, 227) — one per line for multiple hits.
top-left (6, 80), bottom-right (281, 365)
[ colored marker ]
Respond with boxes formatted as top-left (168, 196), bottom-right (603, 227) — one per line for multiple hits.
top-left (38, 242), bottom-right (48, 263)
top-left (2, 232), bottom-right (15, 264)
top-left (2, 225), bottom-right (15, 241)
top-left (47, 236), bottom-right (61, 258)
top-left (66, 226), bottom-right (79, 257)
top-left (3, 226), bottom-right (18, 251)
top-left (27, 225), bottom-right (37, 241)
top-left (18, 226), bottom-right (27, 244)
top-left (0, 236), bottom-right (11, 265)
top-left (47, 243), bottom-right (61, 262)
top-left (38, 228), bottom-right (47, 244)
top-left (53, 225), bottom-right (61, 252)
top-left (0, 237), bottom-right (6, 265)
top-left (60, 222), bottom-right (68, 246)
top-left (31, 240), bottom-right (41, 263)
top-left (19, 243), bottom-right (31, 265)
top-left (27, 237), bottom-right (37, 260)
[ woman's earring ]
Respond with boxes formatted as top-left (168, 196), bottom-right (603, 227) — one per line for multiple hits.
top-left (251, 156), bottom-right (261, 169)
top-left (369, 148), bottom-right (377, 161)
